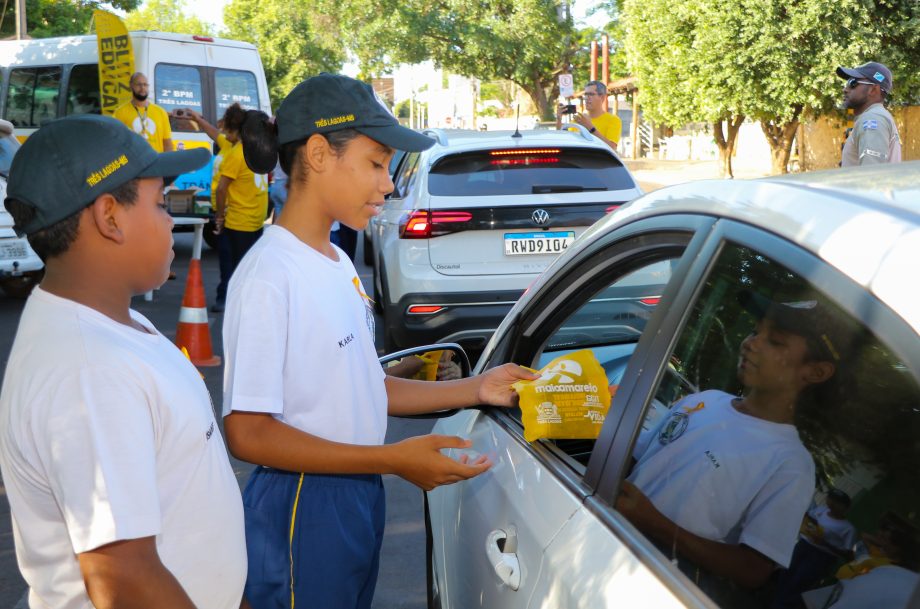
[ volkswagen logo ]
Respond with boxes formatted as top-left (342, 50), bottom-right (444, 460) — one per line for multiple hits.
top-left (531, 209), bottom-right (550, 225)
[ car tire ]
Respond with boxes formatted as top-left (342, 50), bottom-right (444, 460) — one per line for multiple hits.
top-left (363, 231), bottom-right (373, 266)
top-left (203, 220), bottom-right (220, 250)
top-left (1, 272), bottom-right (42, 299)
top-left (424, 493), bottom-right (443, 609)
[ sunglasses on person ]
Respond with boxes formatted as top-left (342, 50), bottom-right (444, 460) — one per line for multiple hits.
top-left (845, 78), bottom-right (878, 89)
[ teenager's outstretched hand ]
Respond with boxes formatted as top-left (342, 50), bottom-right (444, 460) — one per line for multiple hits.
top-left (390, 434), bottom-right (492, 491)
top-left (476, 363), bottom-right (539, 407)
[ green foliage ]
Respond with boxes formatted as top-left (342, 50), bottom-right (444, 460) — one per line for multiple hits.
top-left (0, 0), bottom-right (140, 38)
top-left (223, 0), bottom-right (345, 107)
top-left (123, 0), bottom-right (212, 35)
top-left (395, 98), bottom-right (411, 119)
top-left (322, 0), bottom-right (581, 120)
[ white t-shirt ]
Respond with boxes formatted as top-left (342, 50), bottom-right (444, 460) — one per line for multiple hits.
top-left (222, 225), bottom-right (387, 444)
top-left (629, 390), bottom-right (815, 567)
top-left (802, 504), bottom-right (858, 555)
top-left (0, 288), bottom-right (246, 609)
top-left (802, 565), bottom-right (919, 609)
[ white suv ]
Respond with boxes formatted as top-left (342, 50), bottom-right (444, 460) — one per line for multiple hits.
top-left (368, 126), bottom-right (643, 354)
top-left (0, 120), bottom-right (42, 298)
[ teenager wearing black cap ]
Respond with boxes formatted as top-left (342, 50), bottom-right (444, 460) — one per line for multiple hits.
top-left (616, 291), bottom-right (851, 592)
top-left (219, 73), bottom-right (537, 609)
top-left (0, 115), bottom-right (247, 608)
top-left (837, 61), bottom-right (902, 166)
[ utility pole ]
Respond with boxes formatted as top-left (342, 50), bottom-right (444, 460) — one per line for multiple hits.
top-left (16, 0), bottom-right (27, 39)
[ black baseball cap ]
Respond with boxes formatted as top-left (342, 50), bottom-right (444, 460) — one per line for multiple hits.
top-left (6, 114), bottom-right (209, 236)
top-left (836, 62), bottom-right (894, 93)
top-left (738, 290), bottom-right (854, 362)
top-left (275, 73), bottom-right (435, 152)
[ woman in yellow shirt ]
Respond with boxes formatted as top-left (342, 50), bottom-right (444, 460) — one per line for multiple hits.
top-left (175, 104), bottom-right (267, 311)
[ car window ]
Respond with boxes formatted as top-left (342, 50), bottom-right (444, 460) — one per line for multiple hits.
top-left (215, 68), bottom-right (260, 113)
top-left (517, 252), bottom-right (683, 468)
top-left (392, 152), bottom-right (420, 198)
top-left (65, 64), bottom-right (101, 116)
top-left (428, 147), bottom-right (634, 196)
top-left (5, 66), bottom-right (63, 128)
top-left (616, 243), bottom-right (920, 609)
top-left (155, 63), bottom-right (204, 131)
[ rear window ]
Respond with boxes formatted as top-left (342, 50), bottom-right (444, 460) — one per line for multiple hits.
top-left (215, 69), bottom-right (260, 113)
top-left (428, 147), bottom-right (634, 196)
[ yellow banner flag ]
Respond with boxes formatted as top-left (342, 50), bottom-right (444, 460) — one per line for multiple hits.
top-left (93, 10), bottom-right (135, 116)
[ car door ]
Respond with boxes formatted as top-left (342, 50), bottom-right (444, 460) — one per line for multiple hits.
top-left (576, 221), bottom-right (920, 609)
top-left (428, 216), bottom-right (711, 609)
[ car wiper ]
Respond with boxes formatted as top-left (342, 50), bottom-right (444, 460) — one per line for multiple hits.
top-left (531, 185), bottom-right (607, 194)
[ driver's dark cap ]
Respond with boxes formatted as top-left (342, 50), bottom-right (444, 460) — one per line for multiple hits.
top-left (738, 290), bottom-right (854, 362)
top-left (275, 73), bottom-right (435, 152)
top-left (6, 114), bottom-right (209, 235)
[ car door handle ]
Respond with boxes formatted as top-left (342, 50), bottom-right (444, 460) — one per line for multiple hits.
top-left (485, 529), bottom-right (521, 591)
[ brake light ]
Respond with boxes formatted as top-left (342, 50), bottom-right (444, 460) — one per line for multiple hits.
top-left (193, 35), bottom-right (214, 42)
top-left (407, 305), bottom-right (446, 315)
top-left (400, 210), bottom-right (472, 239)
top-left (490, 157), bottom-right (559, 166)
top-left (489, 148), bottom-right (560, 156)
top-left (640, 297), bottom-right (661, 306)
top-left (605, 204), bottom-right (621, 213)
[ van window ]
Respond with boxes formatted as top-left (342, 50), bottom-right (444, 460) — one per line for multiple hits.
top-left (65, 64), bottom-right (101, 116)
top-left (155, 63), bottom-right (204, 114)
top-left (5, 66), bottom-right (63, 128)
top-left (215, 69), bottom-right (259, 113)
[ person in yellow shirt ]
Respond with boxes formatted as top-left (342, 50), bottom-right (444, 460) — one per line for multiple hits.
top-left (173, 103), bottom-right (249, 312)
top-left (113, 73), bottom-right (174, 153)
top-left (556, 80), bottom-right (621, 151)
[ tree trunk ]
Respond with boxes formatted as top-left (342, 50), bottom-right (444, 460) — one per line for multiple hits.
top-left (712, 115), bottom-right (744, 178)
top-left (761, 105), bottom-right (803, 175)
top-left (524, 81), bottom-right (554, 122)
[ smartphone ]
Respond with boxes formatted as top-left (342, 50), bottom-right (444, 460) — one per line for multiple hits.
top-left (562, 104), bottom-right (577, 115)
top-left (175, 109), bottom-right (188, 118)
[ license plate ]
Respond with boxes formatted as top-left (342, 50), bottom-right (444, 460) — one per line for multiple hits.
top-left (504, 231), bottom-right (575, 256)
top-left (0, 241), bottom-right (27, 260)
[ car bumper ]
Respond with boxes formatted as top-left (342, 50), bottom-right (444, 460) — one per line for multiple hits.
top-left (386, 289), bottom-right (525, 354)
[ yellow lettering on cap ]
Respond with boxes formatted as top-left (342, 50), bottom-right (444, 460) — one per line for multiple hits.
top-left (314, 114), bottom-right (356, 128)
top-left (86, 154), bottom-right (129, 187)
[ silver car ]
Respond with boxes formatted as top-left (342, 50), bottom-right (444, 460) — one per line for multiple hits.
top-left (0, 119), bottom-right (42, 298)
top-left (423, 163), bottom-right (920, 609)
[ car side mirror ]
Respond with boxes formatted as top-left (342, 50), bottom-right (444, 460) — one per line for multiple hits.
top-left (380, 343), bottom-right (471, 419)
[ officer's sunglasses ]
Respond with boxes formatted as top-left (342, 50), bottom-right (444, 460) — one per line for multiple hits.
top-left (845, 78), bottom-right (877, 89)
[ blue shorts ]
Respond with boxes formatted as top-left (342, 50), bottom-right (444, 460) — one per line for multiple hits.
top-left (242, 467), bottom-right (386, 609)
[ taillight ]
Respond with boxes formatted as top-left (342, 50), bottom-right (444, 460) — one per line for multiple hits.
top-left (193, 35), bottom-right (215, 42)
top-left (640, 296), bottom-right (661, 306)
top-left (400, 210), bottom-right (473, 239)
top-left (605, 204), bottom-right (621, 213)
top-left (407, 305), bottom-right (446, 315)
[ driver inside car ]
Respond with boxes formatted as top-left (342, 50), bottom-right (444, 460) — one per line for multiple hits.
top-left (615, 290), bottom-right (855, 595)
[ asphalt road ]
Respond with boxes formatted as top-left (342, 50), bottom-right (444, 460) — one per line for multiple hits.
top-left (0, 231), bottom-right (431, 609)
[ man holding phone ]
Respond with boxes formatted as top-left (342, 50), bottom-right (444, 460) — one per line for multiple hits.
top-left (556, 80), bottom-right (621, 151)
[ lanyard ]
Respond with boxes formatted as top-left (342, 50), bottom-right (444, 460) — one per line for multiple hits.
top-left (134, 104), bottom-right (150, 137)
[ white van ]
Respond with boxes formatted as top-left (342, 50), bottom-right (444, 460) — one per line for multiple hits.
top-left (0, 31), bottom-right (271, 214)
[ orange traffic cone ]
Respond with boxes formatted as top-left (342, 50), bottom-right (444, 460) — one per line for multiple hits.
top-left (175, 259), bottom-right (221, 367)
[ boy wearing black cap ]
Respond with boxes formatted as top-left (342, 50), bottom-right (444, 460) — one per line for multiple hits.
top-left (0, 115), bottom-right (247, 609)
top-left (221, 74), bottom-right (535, 609)
top-left (616, 292), bottom-right (849, 592)
top-left (837, 61), bottom-right (902, 166)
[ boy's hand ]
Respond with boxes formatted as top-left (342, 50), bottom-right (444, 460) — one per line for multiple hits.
top-left (389, 434), bottom-right (491, 491)
top-left (476, 363), bottom-right (539, 407)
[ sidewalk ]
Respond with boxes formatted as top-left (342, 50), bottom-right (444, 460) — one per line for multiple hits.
top-left (624, 158), bottom-right (772, 192)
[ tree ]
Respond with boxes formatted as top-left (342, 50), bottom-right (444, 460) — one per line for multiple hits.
top-left (222, 0), bottom-right (345, 107)
top-left (0, 0), bottom-right (140, 38)
top-left (625, 0), bottom-right (920, 176)
top-left (123, 0), bottom-right (212, 35)
top-left (323, 0), bottom-right (582, 121)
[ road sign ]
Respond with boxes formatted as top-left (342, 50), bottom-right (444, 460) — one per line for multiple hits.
top-left (558, 74), bottom-right (574, 98)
